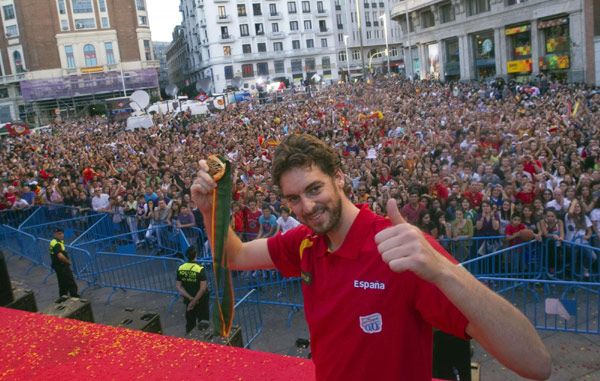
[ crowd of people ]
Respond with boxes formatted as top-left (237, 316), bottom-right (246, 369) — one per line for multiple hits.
top-left (1, 75), bottom-right (600, 268)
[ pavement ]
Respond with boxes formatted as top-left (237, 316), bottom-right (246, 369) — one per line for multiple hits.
top-left (4, 254), bottom-right (600, 380)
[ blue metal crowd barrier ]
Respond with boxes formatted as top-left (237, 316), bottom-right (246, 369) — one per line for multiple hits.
top-left (232, 288), bottom-right (264, 348)
top-left (0, 206), bottom-right (39, 228)
top-left (20, 213), bottom-right (105, 243)
top-left (0, 224), bottom-right (43, 274)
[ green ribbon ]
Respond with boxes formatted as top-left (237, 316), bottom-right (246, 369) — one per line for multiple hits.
top-left (209, 156), bottom-right (234, 337)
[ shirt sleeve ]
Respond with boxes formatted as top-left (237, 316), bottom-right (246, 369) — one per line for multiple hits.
top-left (267, 225), bottom-right (310, 278)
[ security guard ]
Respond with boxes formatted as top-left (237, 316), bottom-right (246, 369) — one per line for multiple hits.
top-left (49, 228), bottom-right (79, 297)
top-left (175, 246), bottom-right (209, 334)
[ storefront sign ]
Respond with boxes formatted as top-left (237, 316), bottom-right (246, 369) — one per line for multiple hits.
top-left (539, 55), bottom-right (570, 70)
top-left (505, 25), bottom-right (530, 36)
top-left (538, 17), bottom-right (568, 29)
top-left (507, 59), bottom-right (532, 73)
top-left (481, 39), bottom-right (493, 55)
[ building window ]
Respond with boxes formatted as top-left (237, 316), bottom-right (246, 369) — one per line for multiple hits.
top-left (322, 56), bottom-right (330, 69)
top-left (221, 26), bottom-right (229, 38)
top-left (5, 25), bottom-right (18, 37)
top-left (101, 17), bottom-right (109, 28)
top-left (255, 23), bottom-right (264, 35)
top-left (274, 60), bottom-right (284, 73)
top-left (237, 4), bottom-right (247, 16)
top-left (65, 45), bottom-right (75, 68)
top-left (290, 21), bottom-right (298, 31)
top-left (139, 15), bottom-right (148, 25)
top-left (242, 63), bottom-right (254, 77)
top-left (257, 62), bottom-right (269, 76)
top-left (224, 65), bottom-right (234, 80)
top-left (304, 20), bottom-right (312, 31)
top-left (72, 0), bottom-right (94, 13)
top-left (440, 3), bottom-right (455, 23)
top-left (291, 58), bottom-right (302, 72)
top-left (105, 42), bottom-right (115, 64)
top-left (317, 1), bottom-right (324, 12)
top-left (507, 0), bottom-right (527, 4)
top-left (3, 5), bottom-right (15, 20)
top-left (352, 50), bottom-right (360, 60)
top-left (467, 0), bottom-right (490, 16)
top-left (321, 38), bottom-right (327, 47)
top-left (319, 20), bottom-right (327, 32)
top-left (273, 42), bottom-right (283, 51)
top-left (13, 51), bottom-right (24, 73)
top-left (98, 0), bottom-right (106, 12)
top-left (292, 40), bottom-right (300, 49)
top-left (0, 89), bottom-right (8, 98)
top-left (83, 44), bottom-right (97, 66)
top-left (475, 32), bottom-right (495, 59)
top-left (306, 39), bottom-right (314, 49)
top-left (75, 18), bottom-right (95, 29)
top-left (252, 3), bottom-right (262, 15)
top-left (269, 4), bottom-right (277, 15)
top-left (302, 1), bottom-right (310, 13)
top-left (240, 24), bottom-right (249, 36)
top-left (242, 44), bottom-right (252, 54)
top-left (272, 23), bottom-right (279, 32)
top-left (258, 42), bottom-right (266, 52)
top-left (305, 58), bottom-right (315, 71)
top-left (390, 47), bottom-right (398, 56)
top-left (136, 0), bottom-right (145, 11)
top-left (288, 2), bottom-right (297, 14)
top-left (58, 0), bottom-right (67, 14)
top-left (218, 6), bottom-right (226, 18)
top-left (61, 19), bottom-right (69, 31)
top-left (143, 40), bottom-right (151, 60)
top-left (421, 10), bottom-right (434, 28)
top-left (338, 50), bottom-right (346, 62)
top-left (224, 46), bottom-right (231, 56)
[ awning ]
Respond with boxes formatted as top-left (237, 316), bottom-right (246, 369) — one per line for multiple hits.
top-left (505, 25), bottom-right (530, 36)
top-left (538, 17), bottom-right (568, 29)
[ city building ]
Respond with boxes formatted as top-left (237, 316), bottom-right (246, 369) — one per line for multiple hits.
top-left (0, 0), bottom-right (159, 124)
top-left (333, 0), bottom-right (405, 80)
top-left (178, 0), bottom-right (339, 94)
top-left (153, 41), bottom-right (171, 92)
top-left (390, 0), bottom-right (600, 84)
top-left (166, 25), bottom-right (188, 90)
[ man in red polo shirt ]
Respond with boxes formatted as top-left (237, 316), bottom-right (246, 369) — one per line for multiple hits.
top-left (191, 135), bottom-right (551, 381)
top-left (463, 180), bottom-right (484, 211)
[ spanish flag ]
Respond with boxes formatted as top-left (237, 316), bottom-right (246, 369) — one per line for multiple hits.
top-left (359, 111), bottom-right (384, 120)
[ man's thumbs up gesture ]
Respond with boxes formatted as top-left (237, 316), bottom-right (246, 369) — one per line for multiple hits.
top-left (374, 199), bottom-right (449, 283)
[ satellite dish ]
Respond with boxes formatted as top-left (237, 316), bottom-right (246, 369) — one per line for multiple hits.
top-left (207, 96), bottom-right (225, 112)
top-left (196, 78), bottom-right (213, 94)
top-left (311, 74), bottom-right (322, 84)
top-left (231, 76), bottom-right (243, 89)
top-left (130, 90), bottom-right (150, 111)
top-left (166, 84), bottom-right (178, 98)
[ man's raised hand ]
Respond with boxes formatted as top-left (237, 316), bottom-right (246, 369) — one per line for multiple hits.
top-left (190, 160), bottom-right (218, 215)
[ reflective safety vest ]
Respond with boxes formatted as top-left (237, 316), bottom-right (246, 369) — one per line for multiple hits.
top-left (49, 238), bottom-right (67, 267)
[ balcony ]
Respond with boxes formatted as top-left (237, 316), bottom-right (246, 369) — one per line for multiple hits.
top-left (316, 9), bottom-right (328, 17)
top-left (335, 4), bottom-right (341, 10)
top-left (373, 21), bottom-right (379, 26)
top-left (317, 28), bottom-right (330, 35)
top-left (267, 11), bottom-right (282, 19)
top-left (337, 23), bottom-right (344, 29)
top-left (214, 0), bottom-right (228, 3)
top-left (379, 2), bottom-right (384, 7)
top-left (364, 3), bottom-right (369, 8)
top-left (270, 31), bottom-right (286, 39)
top-left (220, 34), bottom-right (234, 42)
top-left (371, 3), bottom-right (376, 8)
top-left (365, 21), bottom-right (371, 27)
top-left (217, 15), bottom-right (231, 23)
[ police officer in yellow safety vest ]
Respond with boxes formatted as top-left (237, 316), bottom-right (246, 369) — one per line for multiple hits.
top-left (176, 246), bottom-right (209, 334)
top-left (49, 228), bottom-right (79, 297)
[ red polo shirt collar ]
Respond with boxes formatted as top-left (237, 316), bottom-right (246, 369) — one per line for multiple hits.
top-left (317, 204), bottom-right (378, 260)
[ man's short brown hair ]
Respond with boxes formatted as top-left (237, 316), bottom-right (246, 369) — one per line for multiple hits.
top-left (272, 134), bottom-right (341, 187)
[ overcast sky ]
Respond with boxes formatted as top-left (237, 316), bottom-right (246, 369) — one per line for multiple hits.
top-left (147, 0), bottom-right (182, 42)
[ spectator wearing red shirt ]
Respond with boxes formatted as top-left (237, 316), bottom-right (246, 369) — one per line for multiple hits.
top-left (401, 189), bottom-right (427, 225)
top-left (514, 181), bottom-right (537, 205)
top-left (4, 185), bottom-right (16, 206)
top-left (522, 151), bottom-right (542, 179)
top-left (242, 197), bottom-right (262, 240)
top-left (428, 172), bottom-right (449, 206)
top-left (505, 213), bottom-right (526, 246)
top-left (463, 181), bottom-right (484, 211)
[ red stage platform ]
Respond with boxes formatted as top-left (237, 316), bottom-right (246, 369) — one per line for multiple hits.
top-left (0, 307), bottom-right (315, 380)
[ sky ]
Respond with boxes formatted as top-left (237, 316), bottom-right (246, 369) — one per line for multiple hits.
top-left (147, 0), bottom-right (182, 42)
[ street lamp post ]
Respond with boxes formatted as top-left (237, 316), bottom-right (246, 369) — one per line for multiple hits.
top-left (380, 14), bottom-right (391, 74)
top-left (354, 0), bottom-right (366, 79)
top-left (405, 0), bottom-right (413, 80)
top-left (343, 35), bottom-right (351, 81)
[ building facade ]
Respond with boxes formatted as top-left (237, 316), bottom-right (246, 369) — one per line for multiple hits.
top-left (333, 0), bottom-right (405, 80)
top-left (179, 0), bottom-right (341, 93)
top-left (390, 0), bottom-right (600, 84)
top-left (165, 25), bottom-right (188, 90)
top-left (153, 41), bottom-right (171, 92)
top-left (0, 0), bottom-right (159, 124)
